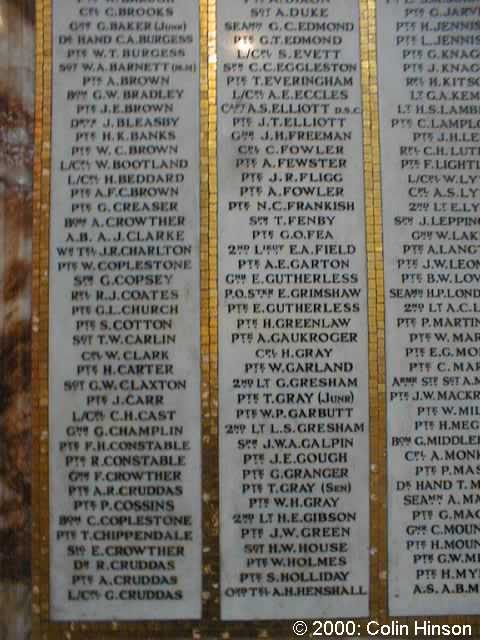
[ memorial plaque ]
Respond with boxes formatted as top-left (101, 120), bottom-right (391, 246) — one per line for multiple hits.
top-left (377, 0), bottom-right (480, 617)
top-left (216, 0), bottom-right (370, 620)
top-left (31, 0), bottom-right (480, 635)
top-left (37, 0), bottom-right (203, 622)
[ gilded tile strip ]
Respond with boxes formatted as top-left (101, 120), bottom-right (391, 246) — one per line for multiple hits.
top-left (31, 0), bottom-right (46, 637)
top-left (201, 0), bottom-right (221, 629)
top-left (206, 0), bottom-right (221, 626)
top-left (361, 0), bottom-right (387, 621)
top-left (32, 0), bottom-right (53, 634)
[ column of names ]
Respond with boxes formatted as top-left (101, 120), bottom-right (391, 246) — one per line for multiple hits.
top-left (48, 0), bottom-right (202, 620)
top-left (378, 0), bottom-right (480, 616)
top-left (217, 0), bottom-right (370, 620)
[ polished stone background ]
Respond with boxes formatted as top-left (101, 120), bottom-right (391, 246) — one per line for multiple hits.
top-left (0, 0), bottom-right (34, 637)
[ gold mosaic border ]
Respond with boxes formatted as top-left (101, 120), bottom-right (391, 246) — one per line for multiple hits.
top-left (206, 0), bottom-right (221, 626)
top-left (201, 0), bottom-right (217, 630)
top-left (362, 0), bottom-right (387, 623)
top-left (32, 0), bottom-right (52, 635)
top-left (31, 0), bottom-right (42, 634)
top-left (32, 0), bottom-right (212, 637)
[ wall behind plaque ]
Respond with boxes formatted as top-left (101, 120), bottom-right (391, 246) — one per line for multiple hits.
top-left (0, 0), bottom-right (34, 638)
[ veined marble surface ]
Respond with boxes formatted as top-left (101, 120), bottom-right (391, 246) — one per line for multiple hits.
top-left (0, 0), bottom-right (34, 637)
